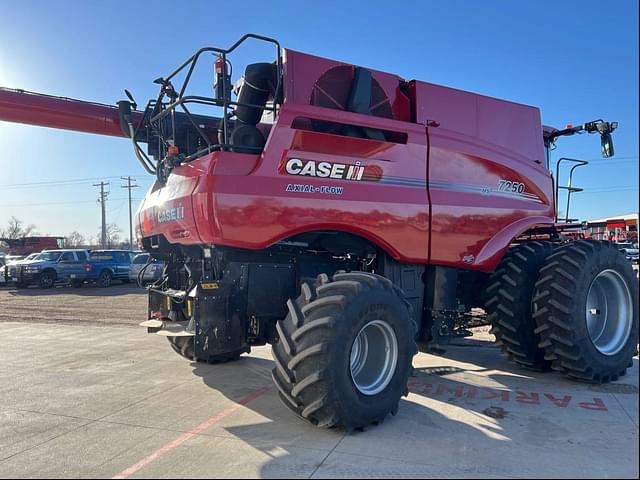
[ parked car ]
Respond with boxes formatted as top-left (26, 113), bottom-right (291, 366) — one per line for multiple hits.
top-left (12, 250), bottom-right (89, 288)
top-left (129, 253), bottom-right (164, 285)
top-left (615, 242), bottom-right (639, 264)
top-left (3, 253), bottom-right (39, 285)
top-left (82, 250), bottom-right (135, 287)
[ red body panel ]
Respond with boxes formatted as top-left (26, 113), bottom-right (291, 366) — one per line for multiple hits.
top-left (410, 81), bottom-right (555, 269)
top-left (136, 50), bottom-right (555, 271)
top-left (0, 49), bottom-right (556, 272)
top-left (137, 103), bottom-right (430, 262)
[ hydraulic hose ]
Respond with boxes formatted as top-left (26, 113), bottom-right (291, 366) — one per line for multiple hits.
top-left (127, 122), bottom-right (156, 174)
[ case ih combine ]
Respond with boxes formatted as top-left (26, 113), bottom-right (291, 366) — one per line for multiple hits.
top-left (1, 34), bottom-right (637, 430)
top-left (0, 236), bottom-right (65, 255)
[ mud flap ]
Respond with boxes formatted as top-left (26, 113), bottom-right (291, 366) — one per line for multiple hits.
top-left (193, 280), bottom-right (250, 359)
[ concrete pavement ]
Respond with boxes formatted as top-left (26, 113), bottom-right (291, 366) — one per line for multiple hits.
top-left (0, 321), bottom-right (637, 478)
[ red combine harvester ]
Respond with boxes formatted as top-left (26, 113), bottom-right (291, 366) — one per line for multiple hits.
top-left (0, 236), bottom-right (65, 255)
top-left (0, 34), bottom-right (636, 430)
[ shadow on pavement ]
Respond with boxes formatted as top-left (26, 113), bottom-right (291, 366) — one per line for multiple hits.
top-left (6, 283), bottom-right (145, 297)
top-left (186, 343), bottom-right (638, 477)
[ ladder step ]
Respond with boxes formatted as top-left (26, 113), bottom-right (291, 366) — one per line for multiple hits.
top-left (156, 329), bottom-right (195, 337)
top-left (139, 319), bottom-right (163, 328)
top-left (148, 287), bottom-right (186, 299)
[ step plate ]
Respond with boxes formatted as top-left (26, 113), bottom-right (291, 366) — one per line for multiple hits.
top-left (156, 330), bottom-right (195, 338)
top-left (139, 319), bottom-right (163, 328)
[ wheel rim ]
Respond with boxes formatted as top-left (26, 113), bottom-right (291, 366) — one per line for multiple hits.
top-left (350, 320), bottom-right (398, 396)
top-left (101, 273), bottom-right (110, 286)
top-left (586, 269), bottom-right (633, 356)
top-left (42, 274), bottom-right (53, 287)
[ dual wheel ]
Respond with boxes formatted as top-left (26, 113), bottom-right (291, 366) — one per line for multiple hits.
top-left (486, 240), bottom-right (638, 382)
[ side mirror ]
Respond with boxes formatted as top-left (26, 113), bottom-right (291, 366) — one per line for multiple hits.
top-left (601, 132), bottom-right (614, 158)
top-left (597, 121), bottom-right (617, 158)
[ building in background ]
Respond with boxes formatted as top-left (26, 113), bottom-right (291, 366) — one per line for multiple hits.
top-left (585, 213), bottom-right (638, 242)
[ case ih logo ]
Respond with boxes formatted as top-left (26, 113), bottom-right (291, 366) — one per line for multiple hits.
top-left (157, 205), bottom-right (185, 223)
top-left (284, 158), bottom-right (369, 181)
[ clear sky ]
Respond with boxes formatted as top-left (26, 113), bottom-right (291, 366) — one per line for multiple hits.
top-left (0, 0), bottom-right (638, 241)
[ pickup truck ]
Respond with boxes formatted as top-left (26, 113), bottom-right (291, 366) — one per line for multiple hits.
top-left (615, 242), bottom-right (639, 264)
top-left (13, 249), bottom-right (89, 288)
top-left (81, 250), bottom-right (135, 287)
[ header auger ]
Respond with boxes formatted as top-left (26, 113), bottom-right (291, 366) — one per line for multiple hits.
top-left (0, 34), bottom-right (636, 430)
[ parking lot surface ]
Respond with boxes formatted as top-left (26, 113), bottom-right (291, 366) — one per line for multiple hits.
top-left (0, 284), bottom-right (146, 327)
top-left (0, 287), bottom-right (638, 478)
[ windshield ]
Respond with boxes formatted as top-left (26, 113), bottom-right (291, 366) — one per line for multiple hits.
top-left (132, 254), bottom-right (150, 264)
top-left (26, 253), bottom-right (40, 260)
top-left (38, 252), bottom-right (63, 262)
top-left (617, 243), bottom-right (634, 249)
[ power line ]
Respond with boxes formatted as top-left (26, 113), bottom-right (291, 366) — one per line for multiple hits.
top-left (0, 198), bottom-right (143, 208)
top-left (579, 188), bottom-right (639, 195)
top-left (582, 160), bottom-right (639, 166)
top-left (0, 175), bottom-right (145, 189)
top-left (583, 156), bottom-right (638, 161)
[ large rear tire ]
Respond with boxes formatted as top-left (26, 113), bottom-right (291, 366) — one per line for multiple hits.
top-left (533, 240), bottom-right (638, 383)
top-left (485, 241), bottom-right (554, 370)
top-left (271, 272), bottom-right (417, 430)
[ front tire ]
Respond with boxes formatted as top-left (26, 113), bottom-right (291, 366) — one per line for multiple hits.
top-left (38, 270), bottom-right (55, 289)
top-left (271, 272), bottom-right (417, 430)
top-left (533, 240), bottom-right (638, 383)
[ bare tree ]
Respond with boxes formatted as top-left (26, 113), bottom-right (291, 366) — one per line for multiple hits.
top-left (0, 216), bottom-right (37, 239)
top-left (65, 231), bottom-right (86, 247)
top-left (97, 224), bottom-right (122, 248)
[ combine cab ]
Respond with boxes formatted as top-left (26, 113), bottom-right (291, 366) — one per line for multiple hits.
top-left (0, 34), bottom-right (637, 430)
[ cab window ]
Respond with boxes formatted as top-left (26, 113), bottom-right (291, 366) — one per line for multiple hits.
top-left (59, 252), bottom-right (75, 262)
top-left (90, 251), bottom-right (114, 261)
top-left (115, 252), bottom-right (131, 264)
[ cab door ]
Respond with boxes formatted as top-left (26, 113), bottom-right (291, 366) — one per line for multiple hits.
top-left (114, 251), bottom-right (131, 279)
top-left (57, 251), bottom-right (83, 280)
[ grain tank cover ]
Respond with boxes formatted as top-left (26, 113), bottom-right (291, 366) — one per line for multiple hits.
top-left (409, 81), bottom-right (545, 164)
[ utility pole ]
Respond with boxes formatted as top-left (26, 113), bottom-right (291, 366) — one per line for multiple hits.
top-left (93, 182), bottom-right (109, 248)
top-left (121, 176), bottom-right (138, 249)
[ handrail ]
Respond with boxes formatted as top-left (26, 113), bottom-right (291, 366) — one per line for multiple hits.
top-left (149, 34), bottom-right (282, 157)
top-left (554, 157), bottom-right (589, 223)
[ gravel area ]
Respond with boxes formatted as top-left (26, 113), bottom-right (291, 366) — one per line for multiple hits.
top-left (0, 284), bottom-right (147, 327)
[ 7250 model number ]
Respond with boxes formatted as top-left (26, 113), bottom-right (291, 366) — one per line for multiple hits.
top-left (497, 180), bottom-right (525, 193)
